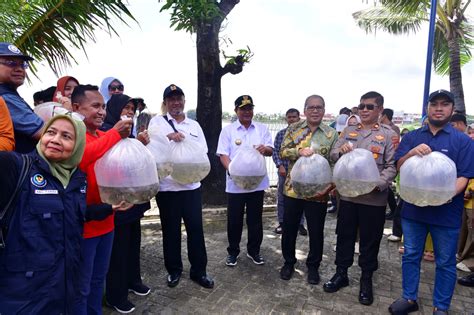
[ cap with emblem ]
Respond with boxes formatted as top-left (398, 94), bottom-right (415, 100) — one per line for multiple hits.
top-left (234, 95), bottom-right (255, 108)
top-left (163, 84), bottom-right (184, 100)
top-left (0, 42), bottom-right (33, 61)
top-left (428, 89), bottom-right (454, 104)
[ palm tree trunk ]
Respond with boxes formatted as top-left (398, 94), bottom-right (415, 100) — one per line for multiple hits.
top-left (447, 35), bottom-right (466, 114)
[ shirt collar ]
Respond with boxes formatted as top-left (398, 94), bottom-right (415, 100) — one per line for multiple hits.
top-left (235, 120), bottom-right (255, 130)
top-left (303, 120), bottom-right (334, 138)
top-left (167, 112), bottom-right (189, 124)
top-left (421, 123), bottom-right (452, 135)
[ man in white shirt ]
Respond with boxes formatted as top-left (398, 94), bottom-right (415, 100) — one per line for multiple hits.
top-left (148, 84), bottom-right (213, 289)
top-left (217, 95), bottom-right (273, 267)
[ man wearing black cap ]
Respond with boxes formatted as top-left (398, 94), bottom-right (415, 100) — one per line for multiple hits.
top-left (148, 84), bottom-right (214, 289)
top-left (0, 42), bottom-right (44, 153)
top-left (389, 89), bottom-right (474, 315)
top-left (217, 95), bottom-right (273, 267)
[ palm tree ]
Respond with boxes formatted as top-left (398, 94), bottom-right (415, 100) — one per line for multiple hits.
top-left (353, 0), bottom-right (473, 114)
top-left (0, 0), bottom-right (136, 76)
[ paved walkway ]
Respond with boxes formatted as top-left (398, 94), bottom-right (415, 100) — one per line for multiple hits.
top-left (104, 209), bottom-right (474, 314)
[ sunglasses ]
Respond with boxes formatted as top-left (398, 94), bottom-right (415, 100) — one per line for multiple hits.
top-left (109, 84), bottom-right (124, 92)
top-left (53, 106), bottom-right (85, 122)
top-left (0, 59), bottom-right (29, 69)
top-left (357, 103), bottom-right (378, 111)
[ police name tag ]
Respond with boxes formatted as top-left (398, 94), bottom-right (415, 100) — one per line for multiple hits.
top-left (35, 189), bottom-right (59, 195)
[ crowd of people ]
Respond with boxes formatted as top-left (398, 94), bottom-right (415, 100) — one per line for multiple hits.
top-left (0, 41), bottom-right (474, 315)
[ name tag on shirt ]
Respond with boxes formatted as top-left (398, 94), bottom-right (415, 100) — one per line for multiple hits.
top-left (35, 189), bottom-right (58, 195)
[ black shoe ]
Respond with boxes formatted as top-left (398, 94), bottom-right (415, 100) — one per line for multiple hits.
top-left (106, 299), bottom-right (136, 314)
top-left (246, 253), bottom-right (265, 265)
top-left (167, 273), bottom-right (181, 287)
top-left (226, 254), bottom-right (238, 267)
top-left (190, 274), bottom-right (214, 289)
top-left (274, 224), bottom-right (283, 234)
top-left (359, 277), bottom-right (373, 305)
top-left (388, 297), bottom-right (419, 314)
top-left (280, 264), bottom-right (294, 280)
top-left (323, 272), bottom-right (349, 293)
top-left (129, 283), bottom-right (151, 296)
top-left (307, 268), bottom-right (320, 285)
top-left (327, 205), bottom-right (336, 214)
top-left (458, 273), bottom-right (474, 287)
top-left (298, 225), bottom-right (308, 236)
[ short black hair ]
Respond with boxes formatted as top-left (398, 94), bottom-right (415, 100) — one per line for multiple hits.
top-left (33, 86), bottom-right (56, 103)
top-left (339, 107), bottom-right (351, 115)
top-left (450, 113), bottom-right (467, 125)
top-left (71, 84), bottom-right (99, 104)
top-left (361, 91), bottom-right (384, 107)
top-left (286, 108), bottom-right (300, 116)
top-left (382, 108), bottom-right (394, 121)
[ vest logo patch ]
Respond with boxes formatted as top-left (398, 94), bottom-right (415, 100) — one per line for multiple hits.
top-left (80, 185), bottom-right (87, 194)
top-left (31, 174), bottom-right (47, 188)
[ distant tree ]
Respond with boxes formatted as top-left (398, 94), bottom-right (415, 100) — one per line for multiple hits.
top-left (186, 108), bottom-right (197, 120)
top-left (0, 0), bottom-right (136, 76)
top-left (160, 0), bottom-right (253, 205)
top-left (353, 0), bottom-right (473, 114)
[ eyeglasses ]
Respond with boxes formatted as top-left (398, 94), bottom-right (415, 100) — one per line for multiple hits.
top-left (357, 103), bottom-right (378, 111)
top-left (109, 84), bottom-right (124, 92)
top-left (52, 106), bottom-right (85, 121)
top-left (0, 59), bottom-right (29, 69)
top-left (305, 105), bottom-right (324, 112)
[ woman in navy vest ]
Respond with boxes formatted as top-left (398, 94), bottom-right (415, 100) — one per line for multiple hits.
top-left (0, 112), bottom-right (87, 314)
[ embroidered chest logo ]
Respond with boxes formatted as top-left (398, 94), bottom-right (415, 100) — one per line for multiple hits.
top-left (31, 174), bottom-right (47, 188)
top-left (80, 185), bottom-right (87, 194)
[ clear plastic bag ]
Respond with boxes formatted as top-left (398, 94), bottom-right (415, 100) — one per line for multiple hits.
top-left (34, 102), bottom-right (62, 122)
top-left (400, 151), bottom-right (456, 207)
top-left (333, 148), bottom-right (380, 197)
top-left (147, 125), bottom-right (173, 179)
top-left (290, 154), bottom-right (332, 198)
top-left (169, 137), bottom-right (210, 184)
top-left (229, 146), bottom-right (267, 190)
top-left (95, 138), bottom-right (159, 204)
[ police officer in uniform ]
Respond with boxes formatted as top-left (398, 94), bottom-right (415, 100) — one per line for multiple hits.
top-left (323, 91), bottom-right (397, 306)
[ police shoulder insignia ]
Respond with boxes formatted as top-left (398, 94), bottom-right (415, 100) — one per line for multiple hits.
top-left (31, 174), bottom-right (47, 188)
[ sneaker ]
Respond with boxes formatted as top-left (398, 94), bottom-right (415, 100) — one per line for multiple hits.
top-left (327, 205), bottom-right (336, 213)
top-left (246, 253), bottom-right (265, 265)
top-left (226, 254), bottom-right (238, 266)
top-left (354, 242), bottom-right (360, 255)
top-left (387, 235), bottom-right (402, 242)
top-left (298, 225), bottom-right (308, 236)
top-left (456, 262), bottom-right (471, 272)
top-left (274, 224), bottom-right (283, 234)
top-left (106, 300), bottom-right (136, 314)
top-left (129, 283), bottom-right (151, 296)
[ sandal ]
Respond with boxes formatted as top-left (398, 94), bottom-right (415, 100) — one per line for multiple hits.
top-left (388, 297), bottom-right (419, 314)
top-left (423, 251), bottom-right (435, 262)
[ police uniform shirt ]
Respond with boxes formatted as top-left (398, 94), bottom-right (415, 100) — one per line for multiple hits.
top-left (395, 123), bottom-right (474, 228)
top-left (330, 123), bottom-right (397, 206)
top-left (148, 113), bottom-right (207, 192)
top-left (216, 120), bottom-right (274, 193)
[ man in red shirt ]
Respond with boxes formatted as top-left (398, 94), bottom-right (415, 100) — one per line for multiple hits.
top-left (70, 84), bottom-right (133, 314)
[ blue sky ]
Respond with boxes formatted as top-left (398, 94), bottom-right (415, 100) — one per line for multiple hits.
top-left (20, 0), bottom-right (473, 115)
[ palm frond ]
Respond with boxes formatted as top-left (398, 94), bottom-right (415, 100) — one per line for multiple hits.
top-left (353, 7), bottom-right (428, 35)
top-left (0, 0), bottom-right (137, 76)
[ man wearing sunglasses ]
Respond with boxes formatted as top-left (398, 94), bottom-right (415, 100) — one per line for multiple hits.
top-left (0, 42), bottom-right (44, 153)
top-left (324, 91), bottom-right (397, 306)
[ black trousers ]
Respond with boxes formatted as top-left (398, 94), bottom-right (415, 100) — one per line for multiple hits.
top-left (227, 191), bottom-right (264, 256)
top-left (392, 199), bottom-right (404, 237)
top-left (156, 188), bottom-right (208, 277)
top-left (335, 200), bottom-right (385, 273)
top-left (387, 186), bottom-right (397, 214)
top-left (106, 219), bottom-right (142, 304)
top-left (282, 196), bottom-right (327, 268)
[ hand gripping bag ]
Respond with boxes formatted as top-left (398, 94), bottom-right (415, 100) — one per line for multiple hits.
top-left (290, 154), bottom-right (332, 198)
top-left (95, 138), bottom-right (159, 205)
top-left (229, 146), bottom-right (267, 190)
top-left (400, 151), bottom-right (456, 207)
top-left (333, 148), bottom-right (380, 197)
top-left (147, 125), bottom-right (173, 179)
top-left (169, 137), bottom-right (210, 184)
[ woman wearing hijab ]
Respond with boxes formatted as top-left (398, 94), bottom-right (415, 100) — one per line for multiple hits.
top-left (53, 76), bottom-right (80, 110)
top-left (0, 113), bottom-right (87, 314)
top-left (101, 94), bottom-right (151, 313)
top-left (99, 77), bottom-right (124, 104)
